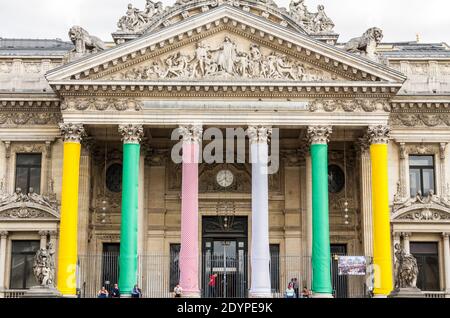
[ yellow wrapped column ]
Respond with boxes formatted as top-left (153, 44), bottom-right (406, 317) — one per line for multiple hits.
top-left (368, 125), bottom-right (393, 297)
top-left (57, 123), bottom-right (85, 297)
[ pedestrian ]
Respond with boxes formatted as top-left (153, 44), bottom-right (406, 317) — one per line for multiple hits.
top-left (131, 284), bottom-right (142, 298)
top-left (293, 278), bottom-right (299, 298)
top-left (208, 273), bottom-right (218, 297)
top-left (174, 283), bottom-right (183, 298)
top-left (285, 282), bottom-right (295, 298)
top-left (302, 286), bottom-right (312, 298)
top-left (110, 283), bottom-right (120, 298)
top-left (97, 286), bottom-right (109, 298)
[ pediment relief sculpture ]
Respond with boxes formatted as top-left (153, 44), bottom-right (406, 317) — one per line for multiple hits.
top-left (392, 190), bottom-right (450, 222)
top-left (104, 36), bottom-right (339, 82)
top-left (0, 188), bottom-right (59, 220)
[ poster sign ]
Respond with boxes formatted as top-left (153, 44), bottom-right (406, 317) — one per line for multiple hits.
top-left (338, 256), bottom-right (367, 275)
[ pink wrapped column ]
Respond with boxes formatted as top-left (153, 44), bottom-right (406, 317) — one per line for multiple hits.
top-left (179, 125), bottom-right (202, 297)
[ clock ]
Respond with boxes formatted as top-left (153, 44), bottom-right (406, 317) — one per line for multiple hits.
top-left (328, 164), bottom-right (345, 193)
top-left (216, 169), bottom-right (234, 188)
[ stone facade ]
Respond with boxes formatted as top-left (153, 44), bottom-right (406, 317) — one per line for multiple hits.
top-left (0, 0), bottom-right (449, 298)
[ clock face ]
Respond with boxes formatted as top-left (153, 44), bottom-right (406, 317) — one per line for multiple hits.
top-left (216, 169), bottom-right (234, 188)
top-left (328, 164), bottom-right (345, 193)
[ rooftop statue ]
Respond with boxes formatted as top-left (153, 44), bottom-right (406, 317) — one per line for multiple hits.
top-left (344, 27), bottom-right (383, 60)
top-left (68, 26), bottom-right (106, 54)
top-left (118, 1), bottom-right (164, 32)
top-left (288, 0), bottom-right (334, 33)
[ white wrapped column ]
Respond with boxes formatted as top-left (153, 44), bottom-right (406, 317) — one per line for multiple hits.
top-left (247, 126), bottom-right (272, 298)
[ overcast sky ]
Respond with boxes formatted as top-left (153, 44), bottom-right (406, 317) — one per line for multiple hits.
top-left (1, 0), bottom-right (449, 44)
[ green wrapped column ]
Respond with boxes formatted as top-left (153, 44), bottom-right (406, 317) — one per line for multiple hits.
top-left (118, 124), bottom-right (144, 295)
top-left (308, 126), bottom-right (333, 297)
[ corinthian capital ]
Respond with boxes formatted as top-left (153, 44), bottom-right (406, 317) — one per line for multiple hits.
top-left (59, 123), bottom-right (85, 143)
top-left (367, 125), bottom-right (390, 144)
top-left (178, 125), bottom-right (203, 143)
top-left (0, 231), bottom-right (8, 238)
top-left (307, 125), bottom-right (332, 145)
top-left (119, 124), bottom-right (144, 144)
top-left (246, 126), bottom-right (272, 144)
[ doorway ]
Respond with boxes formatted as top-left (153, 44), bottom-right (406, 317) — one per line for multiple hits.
top-left (331, 244), bottom-right (348, 298)
top-left (202, 216), bottom-right (248, 298)
top-left (101, 243), bottom-right (120, 293)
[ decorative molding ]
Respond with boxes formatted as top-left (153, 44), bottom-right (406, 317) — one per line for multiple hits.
top-left (307, 125), bottom-right (332, 145)
top-left (247, 126), bottom-right (272, 144)
top-left (390, 113), bottom-right (450, 128)
top-left (309, 99), bottom-right (390, 113)
top-left (61, 98), bottom-right (143, 112)
top-left (0, 112), bottom-right (61, 127)
top-left (59, 123), bottom-right (85, 143)
top-left (367, 125), bottom-right (390, 144)
top-left (178, 125), bottom-right (203, 143)
top-left (0, 231), bottom-right (8, 238)
top-left (118, 124), bottom-right (144, 144)
top-left (392, 191), bottom-right (450, 222)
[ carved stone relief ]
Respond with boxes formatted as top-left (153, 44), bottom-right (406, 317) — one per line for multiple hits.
top-left (104, 35), bottom-right (338, 81)
top-left (0, 112), bottom-right (61, 127)
top-left (390, 113), bottom-right (450, 127)
top-left (309, 99), bottom-right (390, 113)
top-left (61, 98), bottom-right (143, 112)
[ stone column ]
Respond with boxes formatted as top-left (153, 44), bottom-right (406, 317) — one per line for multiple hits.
top-left (0, 231), bottom-right (8, 291)
top-left (440, 143), bottom-right (447, 197)
top-left (358, 138), bottom-right (373, 257)
top-left (118, 124), bottom-right (144, 296)
top-left (443, 233), bottom-right (450, 296)
top-left (57, 123), bottom-right (85, 297)
top-left (39, 231), bottom-right (48, 249)
top-left (305, 152), bottom-right (313, 289)
top-left (307, 125), bottom-right (333, 297)
top-left (398, 143), bottom-right (409, 200)
top-left (402, 232), bottom-right (411, 254)
top-left (77, 141), bottom-right (92, 256)
top-left (368, 125), bottom-right (393, 297)
top-left (179, 125), bottom-right (202, 297)
top-left (247, 126), bottom-right (272, 298)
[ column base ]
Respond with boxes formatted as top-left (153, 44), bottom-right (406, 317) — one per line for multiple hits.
top-left (312, 292), bottom-right (333, 298)
top-left (372, 294), bottom-right (388, 298)
top-left (249, 290), bottom-right (272, 298)
top-left (181, 290), bottom-right (201, 298)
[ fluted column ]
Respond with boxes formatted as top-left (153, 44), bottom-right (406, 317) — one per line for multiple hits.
top-left (358, 139), bottom-right (373, 257)
top-left (39, 231), bottom-right (49, 249)
top-left (440, 143), bottom-right (448, 197)
top-left (179, 125), bottom-right (202, 297)
top-left (57, 123), bottom-right (85, 297)
top-left (443, 233), bottom-right (450, 296)
top-left (307, 125), bottom-right (333, 297)
top-left (247, 126), bottom-right (272, 297)
top-left (367, 125), bottom-right (393, 297)
top-left (78, 141), bottom-right (92, 256)
top-left (118, 124), bottom-right (144, 296)
top-left (0, 231), bottom-right (8, 291)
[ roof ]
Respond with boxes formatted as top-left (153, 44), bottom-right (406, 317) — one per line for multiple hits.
top-left (0, 38), bottom-right (73, 57)
top-left (378, 42), bottom-right (450, 59)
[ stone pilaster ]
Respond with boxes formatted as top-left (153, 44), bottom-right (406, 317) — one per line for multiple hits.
top-left (0, 231), bottom-right (8, 291)
top-left (443, 233), bottom-right (450, 296)
top-left (77, 141), bottom-right (92, 256)
top-left (38, 230), bottom-right (49, 249)
top-left (440, 143), bottom-right (447, 198)
top-left (401, 232), bottom-right (411, 254)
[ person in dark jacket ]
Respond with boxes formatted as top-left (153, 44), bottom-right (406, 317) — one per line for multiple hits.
top-left (110, 283), bottom-right (120, 298)
top-left (131, 284), bottom-right (142, 298)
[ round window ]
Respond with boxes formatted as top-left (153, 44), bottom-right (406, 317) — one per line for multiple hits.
top-left (328, 164), bottom-right (345, 194)
top-left (106, 163), bottom-right (122, 193)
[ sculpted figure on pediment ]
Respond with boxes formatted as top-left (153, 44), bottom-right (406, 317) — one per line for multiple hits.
top-left (118, 1), bottom-right (164, 32)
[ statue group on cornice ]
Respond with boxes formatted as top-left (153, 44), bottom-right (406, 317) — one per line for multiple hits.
top-left (113, 36), bottom-right (334, 81)
top-left (289, 0), bottom-right (334, 33)
top-left (118, 0), bottom-right (164, 32)
top-left (0, 187), bottom-right (57, 210)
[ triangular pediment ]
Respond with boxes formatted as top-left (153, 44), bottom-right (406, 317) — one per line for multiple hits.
top-left (47, 5), bottom-right (405, 87)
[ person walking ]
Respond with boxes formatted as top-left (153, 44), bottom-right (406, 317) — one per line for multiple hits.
top-left (293, 278), bottom-right (299, 298)
top-left (208, 273), bottom-right (218, 298)
top-left (110, 283), bottom-right (121, 298)
top-left (131, 284), bottom-right (142, 298)
top-left (285, 282), bottom-right (295, 298)
top-left (174, 283), bottom-right (183, 298)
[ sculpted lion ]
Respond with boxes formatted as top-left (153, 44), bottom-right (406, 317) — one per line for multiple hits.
top-left (69, 26), bottom-right (106, 54)
top-left (344, 27), bottom-right (383, 58)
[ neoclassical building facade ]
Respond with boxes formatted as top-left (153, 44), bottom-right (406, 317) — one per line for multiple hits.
top-left (0, 0), bottom-right (450, 298)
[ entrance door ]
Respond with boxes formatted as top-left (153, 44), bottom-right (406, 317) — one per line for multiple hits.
top-left (331, 244), bottom-right (348, 298)
top-left (101, 243), bottom-right (120, 293)
top-left (202, 216), bottom-right (248, 298)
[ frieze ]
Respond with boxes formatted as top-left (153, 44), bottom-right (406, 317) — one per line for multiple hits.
top-left (309, 99), bottom-right (390, 113)
top-left (0, 62), bottom-right (12, 73)
top-left (61, 98), bottom-right (143, 112)
top-left (0, 112), bottom-right (61, 127)
top-left (390, 113), bottom-right (450, 127)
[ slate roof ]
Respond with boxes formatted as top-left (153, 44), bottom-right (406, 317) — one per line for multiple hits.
top-left (0, 38), bottom-right (73, 56)
top-left (379, 42), bottom-right (450, 58)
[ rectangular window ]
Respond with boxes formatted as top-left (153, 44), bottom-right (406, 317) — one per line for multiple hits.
top-left (269, 244), bottom-right (280, 293)
top-left (410, 242), bottom-right (440, 291)
top-left (409, 155), bottom-right (435, 197)
top-left (10, 240), bottom-right (40, 289)
top-left (170, 244), bottom-right (180, 291)
top-left (15, 153), bottom-right (42, 194)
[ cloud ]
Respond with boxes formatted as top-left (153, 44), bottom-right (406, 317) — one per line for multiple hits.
top-left (0, 0), bottom-right (449, 44)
